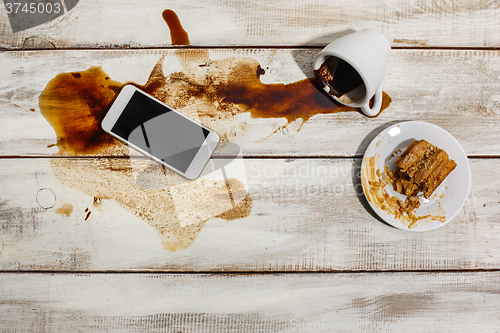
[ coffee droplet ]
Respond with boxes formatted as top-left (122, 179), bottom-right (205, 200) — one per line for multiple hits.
top-left (56, 203), bottom-right (74, 217)
top-left (162, 9), bottom-right (190, 46)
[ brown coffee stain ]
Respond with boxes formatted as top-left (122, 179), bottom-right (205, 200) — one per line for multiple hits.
top-left (39, 67), bottom-right (124, 156)
top-left (49, 158), bottom-right (251, 251)
top-left (393, 38), bottom-right (427, 46)
top-left (55, 203), bottom-right (74, 217)
top-left (157, 9), bottom-right (391, 139)
top-left (39, 9), bottom-right (391, 250)
top-left (162, 9), bottom-right (190, 46)
top-left (39, 63), bottom-right (252, 250)
top-left (40, 10), bottom-right (393, 157)
top-left (84, 207), bottom-right (92, 221)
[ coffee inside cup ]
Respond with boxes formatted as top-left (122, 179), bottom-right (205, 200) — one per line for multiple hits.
top-left (314, 57), bottom-right (366, 105)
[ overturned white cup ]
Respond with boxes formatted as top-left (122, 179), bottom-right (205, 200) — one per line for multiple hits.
top-left (313, 29), bottom-right (391, 117)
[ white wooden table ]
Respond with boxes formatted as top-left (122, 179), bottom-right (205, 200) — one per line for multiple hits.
top-left (1, 1), bottom-right (500, 331)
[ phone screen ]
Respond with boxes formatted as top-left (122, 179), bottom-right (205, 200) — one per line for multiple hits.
top-left (110, 91), bottom-right (209, 173)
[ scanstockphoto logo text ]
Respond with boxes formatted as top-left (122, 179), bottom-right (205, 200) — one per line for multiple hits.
top-left (4, 0), bottom-right (79, 33)
top-left (246, 159), bottom-right (364, 200)
top-left (126, 142), bottom-right (364, 200)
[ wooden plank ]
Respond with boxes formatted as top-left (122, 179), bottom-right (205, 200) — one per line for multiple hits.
top-left (1, 0), bottom-right (500, 49)
top-left (1, 48), bottom-right (499, 157)
top-left (0, 157), bottom-right (497, 271)
top-left (0, 272), bottom-right (499, 332)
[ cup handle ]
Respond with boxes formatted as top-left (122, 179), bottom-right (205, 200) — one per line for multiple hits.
top-left (360, 86), bottom-right (383, 117)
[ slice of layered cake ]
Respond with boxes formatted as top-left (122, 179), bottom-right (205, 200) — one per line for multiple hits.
top-left (392, 139), bottom-right (457, 198)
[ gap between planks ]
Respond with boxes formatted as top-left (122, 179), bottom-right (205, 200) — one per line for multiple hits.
top-left (0, 155), bottom-right (497, 159)
top-left (2, 269), bottom-right (500, 275)
top-left (3, 46), bottom-right (500, 52)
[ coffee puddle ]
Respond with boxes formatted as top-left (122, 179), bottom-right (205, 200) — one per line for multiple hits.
top-left (39, 67), bottom-right (123, 155)
top-left (39, 9), bottom-right (391, 251)
top-left (157, 10), bottom-right (391, 133)
top-left (39, 65), bottom-right (252, 251)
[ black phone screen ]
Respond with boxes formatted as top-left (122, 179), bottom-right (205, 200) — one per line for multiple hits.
top-left (111, 91), bottom-right (209, 173)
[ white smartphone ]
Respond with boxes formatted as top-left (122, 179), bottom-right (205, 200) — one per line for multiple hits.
top-left (101, 85), bottom-right (220, 180)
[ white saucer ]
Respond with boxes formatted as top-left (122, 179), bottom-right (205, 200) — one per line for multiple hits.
top-left (361, 121), bottom-right (471, 231)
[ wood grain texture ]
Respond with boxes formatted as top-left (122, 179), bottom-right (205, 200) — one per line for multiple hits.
top-left (0, 272), bottom-right (499, 332)
top-left (1, 0), bottom-right (500, 49)
top-left (0, 157), bottom-right (497, 272)
top-left (1, 48), bottom-right (500, 157)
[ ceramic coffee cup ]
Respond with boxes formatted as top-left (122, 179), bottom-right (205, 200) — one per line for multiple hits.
top-left (313, 29), bottom-right (391, 117)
